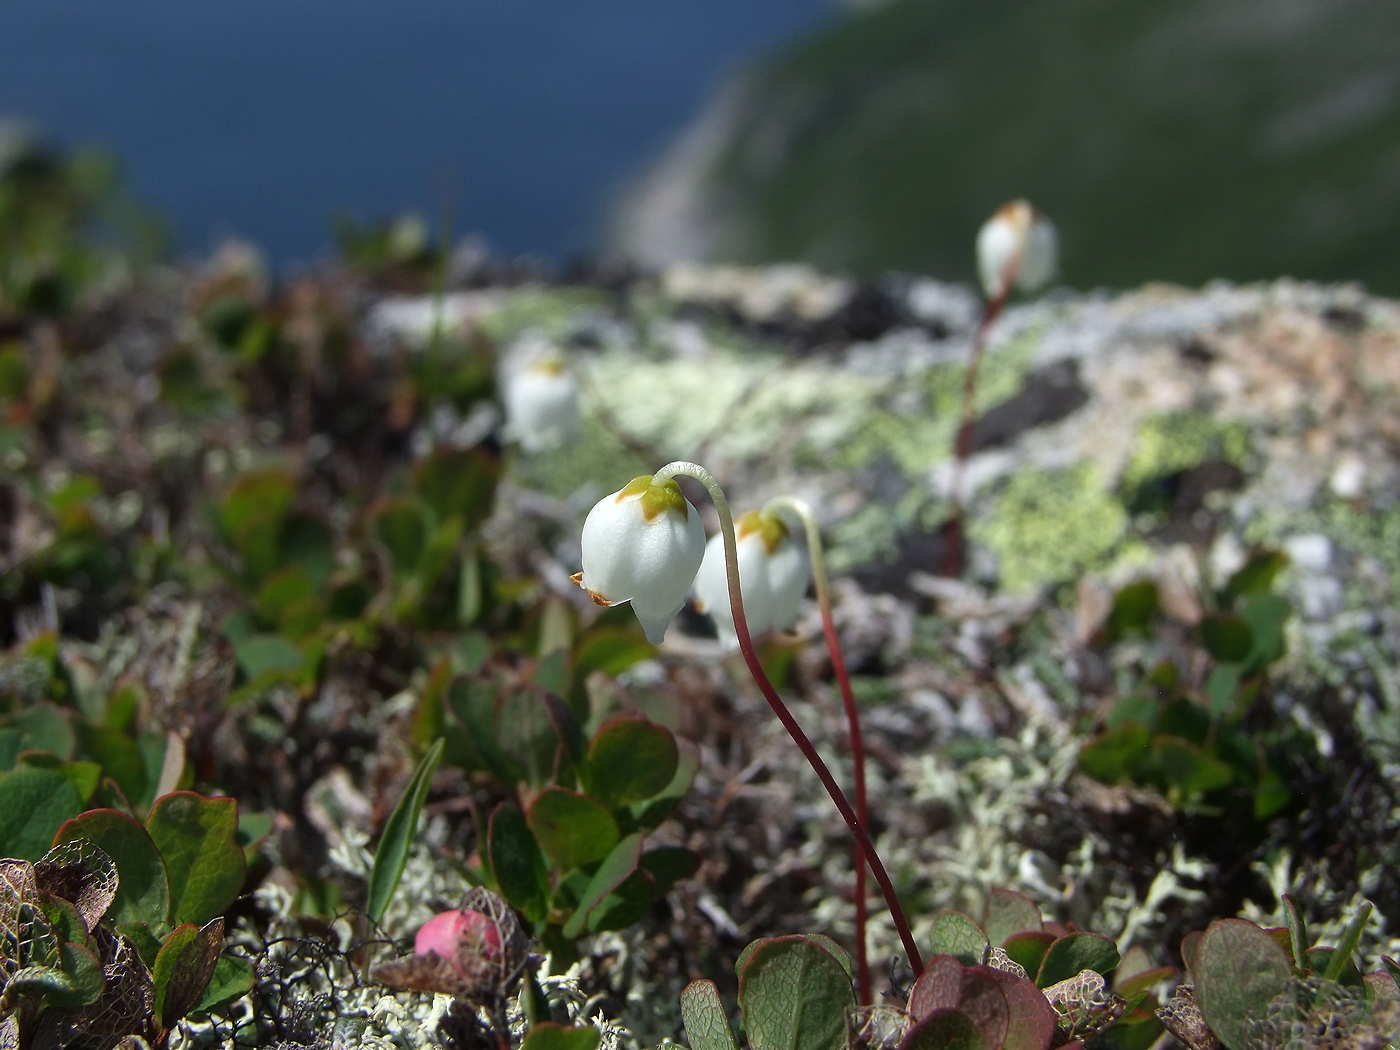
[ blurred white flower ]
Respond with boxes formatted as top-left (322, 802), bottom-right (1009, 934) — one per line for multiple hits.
top-left (502, 350), bottom-right (579, 453)
top-left (976, 200), bottom-right (1057, 300)
top-left (573, 476), bottom-right (706, 643)
top-left (693, 509), bottom-right (810, 649)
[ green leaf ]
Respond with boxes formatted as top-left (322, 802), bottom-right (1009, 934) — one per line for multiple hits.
top-left (146, 792), bottom-right (247, 926)
top-left (1078, 723), bottom-right (1151, 784)
top-left (50, 941), bottom-right (104, 1007)
top-left (366, 739), bottom-right (443, 926)
top-left (527, 788), bottom-right (619, 874)
top-left (192, 954), bottom-right (256, 1013)
top-left (55, 809), bottom-right (169, 928)
top-left (1322, 901), bottom-right (1372, 984)
top-left (1153, 736), bottom-right (1234, 797)
top-left (152, 919), bottom-right (224, 1028)
top-left (629, 738), bottom-right (700, 830)
top-left (490, 803), bottom-right (549, 924)
top-left (562, 832), bottom-right (643, 940)
top-left (232, 633), bottom-right (304, 681)
top-left (5, 702), bottom-right (75, 760)
top-left (1281, 895), bottom-right (1308, 970)
top-left (983, 888), bottom-right (1042, 949)
top-left (519, 1023), bottom-right (601, 1050)
top-left (584, 716), bottom-right (678, 808)
top-left (800, 934), bottom-right (855, 980)
top-left (1198, 614), bottom-right (1253, 663)
top-left (1002, 931), bottom-right (1055, 977)
top-left (1194, 919), bottom-right (1291, 1050)
top-left (1036, 933), bottom-right (1120, 988)
top-left (74, 723), bottom-right (146, 806)
top-left (899, 1009), bottom-right (989, 1050)
top-left (1222, 550), bottom-right (1287, 605)
top-left (585, 869), bottom-right (657, 933)
top-left (738, 935), bottom-right (855, 1050)
top-left (1105, 581), bottom-right (1159, 639)
top-left (0, 767), bottom-right (84, 861)
top-left (680, 979), bottom-right (741, 1050)
top-left (375, 498), bottom-right (428, 576)
top-left (928, 910), bottom-right (989, 966)
top-left (574, 627), bottom-right (656, 680)
top-left (1239, 593), bottom-right (1289, 669)
top-left (1203, 664), bottom-right (1242, 719)
top-left (415, 446), bottom-right (501, 533)
top-left (1114, 946), bottom-right (1176, 998)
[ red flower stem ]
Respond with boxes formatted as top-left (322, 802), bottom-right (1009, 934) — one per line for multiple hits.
top-left (656, 463), bottom-right (925, 978)
top-left (766, 496), bottom-right (871, 1004)
top-left (940, 265), bottom-right (1016, 578)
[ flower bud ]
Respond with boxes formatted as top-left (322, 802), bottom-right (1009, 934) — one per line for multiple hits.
top-left (502, 349), bottom-right (579, 453)
top-left (414, 908), bottom-right (502, 979)
top-left (573, 475), bottom-right (706, 644)
top-left (976, 200), bottom-right (1057, 300)
top-left (693, 510), bottom-right (810, 650)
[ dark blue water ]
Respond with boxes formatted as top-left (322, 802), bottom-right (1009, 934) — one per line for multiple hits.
top-left (0, 0), bottom-right (834, 263)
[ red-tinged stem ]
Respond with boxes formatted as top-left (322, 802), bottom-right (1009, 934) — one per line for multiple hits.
top-left (656, 463), bottom-right (925, 978)
top-left (767, 496), bottom-right (871, 1004)
top-left (940, 271), bottom-right (1015, 578)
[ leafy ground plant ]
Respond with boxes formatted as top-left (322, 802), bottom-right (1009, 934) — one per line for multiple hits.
top-left (0, 792), bottom-right (253, 1047)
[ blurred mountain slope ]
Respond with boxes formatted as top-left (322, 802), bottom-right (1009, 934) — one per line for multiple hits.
top-left (614, 0), bottom-right (1400, 291)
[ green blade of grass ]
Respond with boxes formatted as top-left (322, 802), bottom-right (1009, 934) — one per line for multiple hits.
top-left (366, 738), bottom-right (444, 926)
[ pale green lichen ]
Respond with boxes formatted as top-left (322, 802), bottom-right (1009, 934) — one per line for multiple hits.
top-left (975, 463), bottom-right (1127, 591)
top-left (1121, 410), bottom-right (1250, 491)
top-left (480, 288), bottom-right (613, 343)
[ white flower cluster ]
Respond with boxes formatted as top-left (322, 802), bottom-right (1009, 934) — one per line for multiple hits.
top-left (574, 482), bottom-right (809, 647)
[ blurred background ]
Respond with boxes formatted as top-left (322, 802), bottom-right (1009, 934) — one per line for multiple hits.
top-left (3, 0), bottom-right (1399, 291)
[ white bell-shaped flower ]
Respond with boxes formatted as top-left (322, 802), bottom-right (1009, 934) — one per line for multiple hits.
top-left (976, 200), bottom-right (1057, 300)
top-left (502, 347), bottom-right (579, 453)
top-left (573, 476), bottom-right (706, 644)
top-left (693, 510), bottom-right (810, 650)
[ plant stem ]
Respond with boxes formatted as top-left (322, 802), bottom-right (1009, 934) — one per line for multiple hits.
top-left (766, 495), bottom-right (871, 1005)
top-left (940, 259), bottom-right (1018, 578)
top-left (655, 462), bottom-right (925, 977)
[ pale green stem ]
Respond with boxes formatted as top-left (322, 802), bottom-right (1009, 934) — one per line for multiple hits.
top-left (654, 462), bottom-right (924, 975)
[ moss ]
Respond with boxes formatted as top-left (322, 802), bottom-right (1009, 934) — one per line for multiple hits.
top-left (1122, 411), bottom-right (1250, 491)
top-left (975, 463), bottom-right (1127, 591)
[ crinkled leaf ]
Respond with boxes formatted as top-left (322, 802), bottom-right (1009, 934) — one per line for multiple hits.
top-left (680, 979), bottom-right (741, 1050)
top-left (146, 793), bottom-right (246, 926)
top-left (55, 809), bottom-right (169, 928)
top-left (738, 935), bottom-right (855, 1050)
top-left (1194, 919), bottom-right (1291, 1050)
top-left (983, 888), bottom-right (1042, 949)
top-left (34, 837), bottom-right (118, 932)
top-left (929, 910), bottom-right (989, 967)
top-left (366, 739), bottom-right (443, 925)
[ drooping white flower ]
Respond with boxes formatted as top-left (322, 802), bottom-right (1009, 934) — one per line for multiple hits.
top-left (502, 345), bottom-right (579, 453)
top-left (976, 200), bottom-right (1058, 300)
top-left (693, 510), bottom-right (810, 649)
top-left (573, 476), bottom-right (706, 644)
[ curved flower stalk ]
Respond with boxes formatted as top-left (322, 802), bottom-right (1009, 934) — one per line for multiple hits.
top-left (765, 495), bottom-right (872, 1005)
top-left (502, 349), bottom-right (580, 453)
top-left (572, 475), bottom-right (706, 643)
top-left (944, 200), bottom-right (1058, 577)
top-left (693, 508), bottom-right (810, 649)
top-left (649, 462), bottom-right (925, 978)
